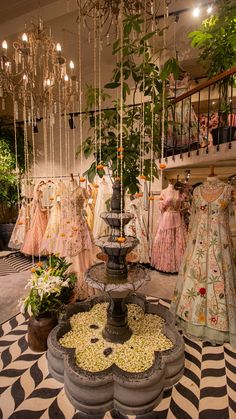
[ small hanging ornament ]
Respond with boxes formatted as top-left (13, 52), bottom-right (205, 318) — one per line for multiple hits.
top-left (96, 163), bottom-right (104, 170)
top-left (139, 175), bottom-right (146, 180)
top-left (159, 163), bottom-right (167, 170)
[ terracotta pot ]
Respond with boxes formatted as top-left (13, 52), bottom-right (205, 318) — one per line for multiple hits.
top-left (28, 313), bottom-right (58, 352)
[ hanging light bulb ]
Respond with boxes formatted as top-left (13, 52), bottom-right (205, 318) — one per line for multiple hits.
top-left (46, 78), bottom-right (51, 86)
top-left (69, 60), bottom-right (74, 69)
top-left (207, 5), bottom-right (213, 14)
top-left (2, 40), bottom-right (8, 50)
top-left (22, 33), bottom-right (28, 42)
top-left (64, 74), bottom-right (69, 82)
top-left (23, 74), bottom-right (27, 80)
top-left (56, 43), bottom-right (62, 52)
top-left (192, 7), bottom-right (200, 17)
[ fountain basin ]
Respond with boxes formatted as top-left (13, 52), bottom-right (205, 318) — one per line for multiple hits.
top-left (85, 262), bottom-right (149, 295)
top-left (95, 237), bottom-right (139, 257)
top-left (100, 212), bottom-right (134, 228)
top-left (47, 294), bottom-right (185, 416)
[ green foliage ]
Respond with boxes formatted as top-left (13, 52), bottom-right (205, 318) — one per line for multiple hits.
top-left (78, 14), bottom-right (178, 193)
top-left (21, 255), bottom-right (77, 318)
top-left (189, 0), bottom-right (236, 77)
top-left (0, 119), bottom-right (26, 206)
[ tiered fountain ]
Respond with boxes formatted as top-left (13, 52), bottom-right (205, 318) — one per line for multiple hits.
top-left (47, 180), bottom-right (185, 417)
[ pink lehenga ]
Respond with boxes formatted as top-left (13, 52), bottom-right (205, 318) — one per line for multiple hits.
top-left (151, 188), bottom-right (187, 273)
top-left (56, 185), bottom-right (96, 300)
top-left (21, 184), bottom-right (48, 256)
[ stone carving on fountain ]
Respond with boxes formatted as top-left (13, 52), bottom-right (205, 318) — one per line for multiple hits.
top-left (47, 180), bottom-right (185, 417)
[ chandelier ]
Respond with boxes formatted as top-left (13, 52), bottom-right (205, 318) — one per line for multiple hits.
top-left (0, 17), bottom-right (77, 121)
top-left (77, 0), bottom-right (157, 34)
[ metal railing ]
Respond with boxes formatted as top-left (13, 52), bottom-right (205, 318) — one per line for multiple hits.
top-left (163, 66), bottom-right (236, 160)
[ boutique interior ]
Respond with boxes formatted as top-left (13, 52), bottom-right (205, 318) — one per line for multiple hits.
top-left (0, 0), bottom-right (236, 418)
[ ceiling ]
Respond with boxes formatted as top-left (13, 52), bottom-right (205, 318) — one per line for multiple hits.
top-left (0, 0), bottom-right (57, 24)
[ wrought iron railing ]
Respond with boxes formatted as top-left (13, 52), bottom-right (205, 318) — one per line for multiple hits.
top-left (163, 66), bottom-right (236, 160)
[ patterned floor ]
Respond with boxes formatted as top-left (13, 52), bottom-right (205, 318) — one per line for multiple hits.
top-left (0, 299), bottom-right (236, 419)
top-left (0, 253), bottom-right (33, 276)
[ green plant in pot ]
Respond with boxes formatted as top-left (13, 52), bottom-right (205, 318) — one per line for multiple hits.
top-left (189, 0), bottom-right (236, 145)
top-left (78, 14), bottom-right (179, 194)
top-left (20, 255), bottom-right (77, 352)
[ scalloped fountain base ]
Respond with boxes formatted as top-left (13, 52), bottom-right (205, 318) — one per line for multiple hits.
top-left (47, 294), bottom-right (185, 416)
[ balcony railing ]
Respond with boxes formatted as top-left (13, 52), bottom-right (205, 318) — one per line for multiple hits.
top-left (162, 66), bottom-right (236, 160)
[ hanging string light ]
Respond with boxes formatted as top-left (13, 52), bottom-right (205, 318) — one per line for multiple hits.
top-left (159, 0), bottom-right (167, 173)
top-left (117, 0), bottom-right (126, 244)
top-left (97, 0), bottom-right (103, 172)
top-left (78, 4), bottom-right (85, 183)
top-left (93, 9), bottom-right (99, 177)
top-left (13, 96), bottom-right (20, 213)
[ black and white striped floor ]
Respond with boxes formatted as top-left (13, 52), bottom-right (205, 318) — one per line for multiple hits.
top-left (0, 252), bottom-right (33, 276)
top-left (0, 298), bottom-right (236, 419)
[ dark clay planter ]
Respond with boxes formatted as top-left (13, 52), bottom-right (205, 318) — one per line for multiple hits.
top-left (28, 313), bottom-right (58, 352)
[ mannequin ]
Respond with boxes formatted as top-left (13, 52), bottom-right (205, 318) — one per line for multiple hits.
top-left (151, 180), bottom-right (187, 273)
top-left (171, 167), bottom-right (236, 347)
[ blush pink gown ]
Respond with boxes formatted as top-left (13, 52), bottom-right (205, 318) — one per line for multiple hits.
top-left (21, 185), bottom-right (48, 256)
top-left (151, 194), bottom-right (187, 273)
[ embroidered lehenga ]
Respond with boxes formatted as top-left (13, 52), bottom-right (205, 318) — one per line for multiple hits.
top-left (171, 180), bottom-right (236, 346)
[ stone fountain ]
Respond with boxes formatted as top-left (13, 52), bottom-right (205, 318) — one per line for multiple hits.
top-left (47, 180), bottom-right (185, 417)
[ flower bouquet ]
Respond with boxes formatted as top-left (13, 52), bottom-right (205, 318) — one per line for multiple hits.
top-left (21, 255), bottom-right (77, 352)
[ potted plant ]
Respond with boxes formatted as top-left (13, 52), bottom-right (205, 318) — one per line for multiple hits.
top-left (20, 255), bottom-right (77, 352)
top-left (78, 14), bottom-right (179, 193)
top-left (189, 0), bottom-right (236, 144)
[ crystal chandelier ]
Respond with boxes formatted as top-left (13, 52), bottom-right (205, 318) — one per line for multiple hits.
top-left (0, 17), bottom-right (77, 120)
top-left (77, 0), bottom-right (156, 33)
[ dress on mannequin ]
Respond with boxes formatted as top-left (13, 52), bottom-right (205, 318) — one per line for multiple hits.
top-left (21, 183), bottom-right (48, 256)
top-left (151, 183), bottom-right (187, 273)
top-left (171, 176), bottom-right (236, 346)
top-left (125, 195), bottom-right (149, 264)
top-left (8, 199), bottom-right (31, 250)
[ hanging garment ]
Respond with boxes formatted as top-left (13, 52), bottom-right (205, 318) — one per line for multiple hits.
top-left (86, 185), bottom-right (98, 231)
top-left (125, 196), bottom-right (149, 264)
top-left (93, 177), bottom-right (112, 239)
top-left (171, 183), bottom-right (236, 347)
top-left (56, 185), bottom-right (96, 300)
top-left (40, 180), bottom-right (67, 255)
top-left (21, 183), bottom-right (48, 256)
top-left (8, 199), bottom-right (32, 250)
top-left (151, 186), bottom-right (187, 273)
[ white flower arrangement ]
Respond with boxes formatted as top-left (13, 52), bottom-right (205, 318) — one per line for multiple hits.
top-left (20, 256), bottom-right (77, 317)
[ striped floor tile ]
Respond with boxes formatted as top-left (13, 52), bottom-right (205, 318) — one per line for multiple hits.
top-left (0, 300), bottom-right (236, 418)
top-left (0, 253), bottom-right (33, 276)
